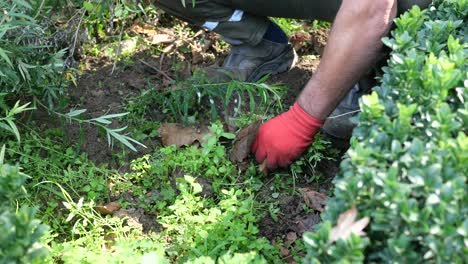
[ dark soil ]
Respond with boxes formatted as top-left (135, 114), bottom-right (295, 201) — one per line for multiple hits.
top-left (258, 199), bottom-right (322, 240)
top-left (65, 54), bottom-right (164, 168)
top-left (270, 56), bottom-right (320, 107)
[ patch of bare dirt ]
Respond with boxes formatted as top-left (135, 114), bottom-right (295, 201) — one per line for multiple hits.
top-left (64, 54), bottom-right (164, 168)
top-left (258, 194), bottom-right (322, 241)
top-left (269, 56), bottom-right (320, 107)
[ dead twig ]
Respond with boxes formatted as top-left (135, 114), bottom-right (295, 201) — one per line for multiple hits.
top-left (139, 59), bottom-right (175, 82)
top-left (111, 25), bottom-right (124, 76)
top-left (69, 9), bottom-right (86, 60)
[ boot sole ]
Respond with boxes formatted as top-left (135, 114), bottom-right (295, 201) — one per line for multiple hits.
top-left (247, 46), bottom-right (298, 82)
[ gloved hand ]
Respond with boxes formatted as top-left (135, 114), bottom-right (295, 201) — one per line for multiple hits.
top-left (251, 102), bottom-right (324, 170)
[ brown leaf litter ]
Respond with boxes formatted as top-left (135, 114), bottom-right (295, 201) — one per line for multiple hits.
top-left (130, 23), bottom-right (176, 45)
top-left (229, 121), bottom-right (267, 174)
top-left (95, 201), bottom-right (121, 215)
top-left (329, 206), bottom-right (370, 243)
top-left (230, 120), bottom-right (262, 163)
top-left (158, 123), bottom-right (212, 147)
top-left (298, 187), bottom-right (327, 213)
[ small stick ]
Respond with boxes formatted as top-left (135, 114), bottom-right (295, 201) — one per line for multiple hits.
top-left (69, 9), bottom-right (86, 60)
top-left (139, 59), bottom-right (175, 82)
top-left (111, 26), bottom-right (124, 76)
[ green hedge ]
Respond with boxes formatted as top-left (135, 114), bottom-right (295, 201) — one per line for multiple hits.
top-left (304, 0), bottom-right (467, 263)
top-left (0, 147), bottom-right (49, 263)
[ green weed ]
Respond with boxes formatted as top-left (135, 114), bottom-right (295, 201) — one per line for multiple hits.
top-left (160, 175), bottom-right (277, 263)
top-left (128, 72), bottom-right (285, 125)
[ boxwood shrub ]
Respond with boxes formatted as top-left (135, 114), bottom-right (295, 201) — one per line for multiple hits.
top-left (304, 0), bottom-right (467, 263)
top-left (0, 155), bottom-right (49, 263)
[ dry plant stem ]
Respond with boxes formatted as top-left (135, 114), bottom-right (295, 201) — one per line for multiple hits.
top-left (139, 59), bottom-right (175, 82)
top-left (69, 9), bottom-right (86, 60)
top-left (111, 26), bottom-right (125, 76)
top-left (326, 109), bottom-right (361, 120)
top-left (33, 0), bottom-right (46, 19)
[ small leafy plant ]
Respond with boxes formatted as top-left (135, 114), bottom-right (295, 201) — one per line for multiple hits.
top-left (160, 175), bottom-right (277, 263)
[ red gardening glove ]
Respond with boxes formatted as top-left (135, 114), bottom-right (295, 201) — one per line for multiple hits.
top-left (251, 102), bottom-right (324, 170)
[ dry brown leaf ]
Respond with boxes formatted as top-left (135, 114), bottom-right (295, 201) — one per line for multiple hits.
top-left (163, 39), bottom-right (184, 54)
top-left (151, 34), bottom-right (175, 45)
top-left (130, 23), bottom-right (175, 46)
top-left (229, 121), bottom-right (269, 175)
top-left (190, 43), bottom-right (204, 64)
top-left (162, 43), bottom-right (176, 53)
top-left (298, 187), bottom-right (327, 212)
top-left (130, 23), bottom-right (157, 35)
top-left (293, 214), bottom-right (321, 234)
top-left (285, 232), bottom-right (298, 248)
top-left (159, 123), bottom-right (212, 147)
top-left (259, 161), bottom-right (269, 177)
top-left (95, 202), bottom-right (121, 215)
top-left (230, 121), bottom-right (262, 163)
top-left (329, 206), bottom-right (370, 243)
top-left (279, 247), bottom-right (290, 257)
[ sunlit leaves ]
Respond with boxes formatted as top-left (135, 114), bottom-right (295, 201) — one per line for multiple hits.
top-left (304, 1), bottom-right (467, 262)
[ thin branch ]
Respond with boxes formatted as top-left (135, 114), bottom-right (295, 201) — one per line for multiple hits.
top-left (69, 9), bottom-right (86, 60)
top-left (111, 25), bottom-right (124, 75)
top-left (139, 59), bottom-right (175, 82)
top-left (326, 110), bottom-right (361, 120)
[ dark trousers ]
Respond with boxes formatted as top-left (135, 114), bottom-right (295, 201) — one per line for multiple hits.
top-left (152, 0), bottom-right (432, 45)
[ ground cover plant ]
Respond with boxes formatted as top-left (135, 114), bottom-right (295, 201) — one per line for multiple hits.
top-left (0, 0), bottom-right (466, 263)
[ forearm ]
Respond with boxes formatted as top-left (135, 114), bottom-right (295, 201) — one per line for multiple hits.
top-left (297, 0), bottom-right (397, 120)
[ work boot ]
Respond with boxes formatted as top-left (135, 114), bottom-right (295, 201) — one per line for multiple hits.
top-left (204, 39), bottom-right (298, 82)
top-left (322, 78), bottom-right (374, 139)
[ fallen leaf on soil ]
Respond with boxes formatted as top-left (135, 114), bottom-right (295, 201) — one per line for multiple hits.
top-left (293, 213), bottom-right (322, 234)
top-left (230, 121), bottom-right (262, 163)
top-left (298, 187), bottom-right (327, 212)
top-left (130, 23), bottom-right (175, 45)
top-left (329, 206), bottom-right (370, 243)
top-left (259, 161), bottom-right (269, 177)
top-left (279, 247), bottom-right (290, 257)
top-left (159, 123), bottom-right (212, 147)
top-left (285, 232), bottom-right (298, 248)
top-left (151, 33), bottom-right (175, 45)
top-left (163, 39), bottom-right (183, 54)
top-left (95, 201), bottom-right (121, 215)
top-left (130, 23), bottom-right (157, 35)
top-left (190, 43), bottom-right (204, 64)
